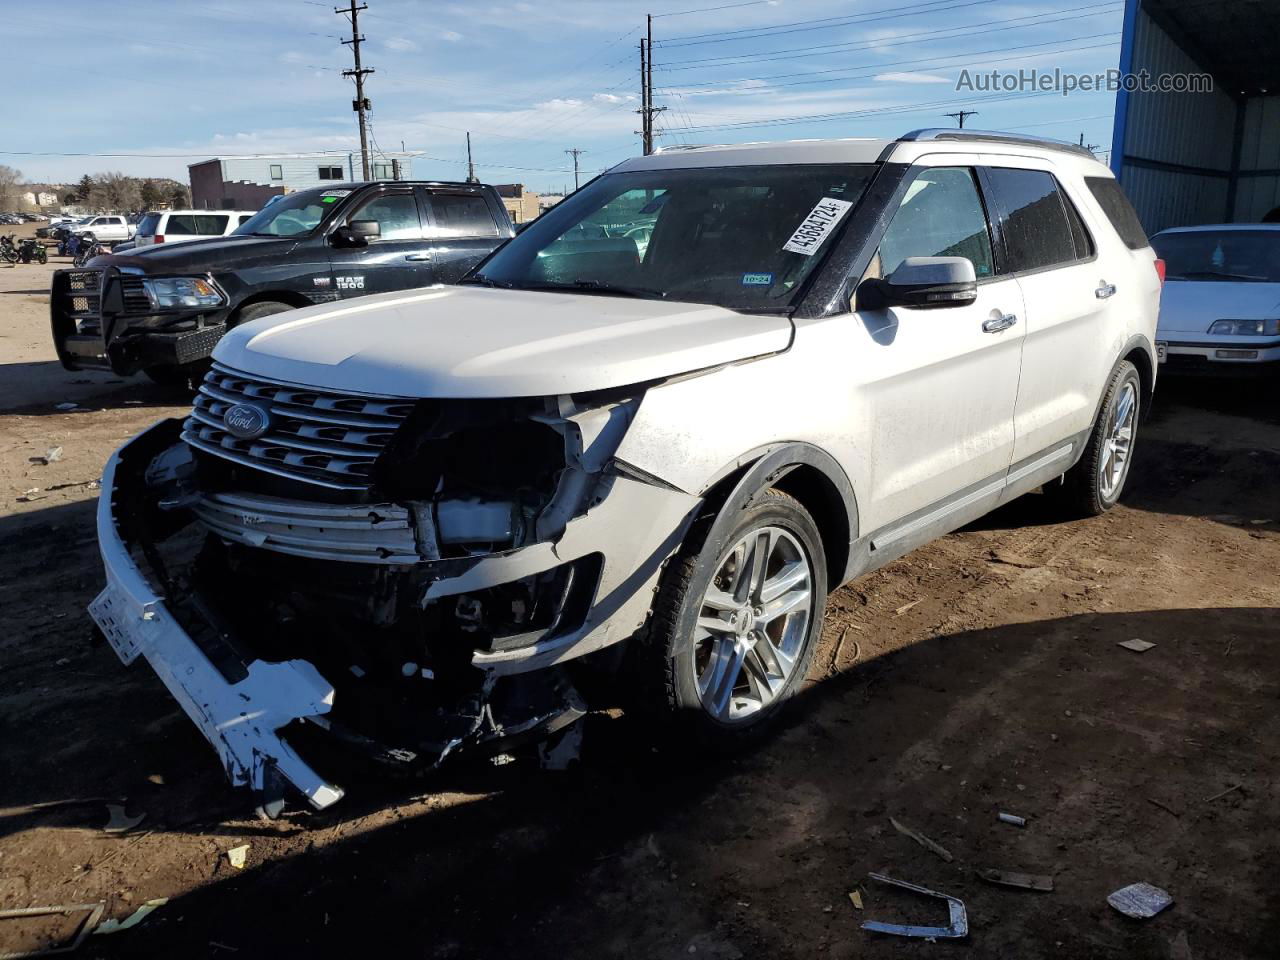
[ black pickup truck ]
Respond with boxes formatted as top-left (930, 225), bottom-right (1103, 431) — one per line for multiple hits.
top-left (51, 180), bottom-right (514, 381)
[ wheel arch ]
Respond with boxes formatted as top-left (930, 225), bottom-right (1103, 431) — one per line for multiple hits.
top-left (695, 443), bottom-right (858, 594)
top-left (230, 290), bottom-right (312, 323)
top-left (1120, 334), bottom-right (1155, 422)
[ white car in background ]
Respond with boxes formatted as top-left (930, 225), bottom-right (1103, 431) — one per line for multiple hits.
top-left (1150, 224), bottom-right (1280, 373)
top-left (133, 209), bottom-right (258, 248)
top-left (67, 214), bottom-right (134, 243)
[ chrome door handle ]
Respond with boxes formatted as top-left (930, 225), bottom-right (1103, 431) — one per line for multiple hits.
top-left (1095, 282), bottom-right (1116, 299)
top-left (404, 253), bottom-right (432, 262)
top-left (982, 313), bottom-right (1018, 333)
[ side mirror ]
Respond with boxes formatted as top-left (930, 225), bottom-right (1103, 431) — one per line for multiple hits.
top-left (331, 220), bottom-right (381, 248)
top-left (858, 256), bottom-right (978, 310)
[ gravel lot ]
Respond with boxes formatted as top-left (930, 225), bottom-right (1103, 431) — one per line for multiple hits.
top-left (1, 253), bottom-right (1277, 959)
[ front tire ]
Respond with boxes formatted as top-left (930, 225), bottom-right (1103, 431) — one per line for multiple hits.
top-left (1046, 359), bottom-right (1141, 517)
top-left (635, 488), bottom-right (827, 742)
top-left (235, 300), bottom-right (294, 325)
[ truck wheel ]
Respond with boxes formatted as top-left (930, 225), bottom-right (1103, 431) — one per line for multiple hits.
top-left (235, 300), bottom-right (294, 325)
top-left (1044, 360), bottom-right (1141, 518)
top-left (634, 489), bottom-right (827, 742)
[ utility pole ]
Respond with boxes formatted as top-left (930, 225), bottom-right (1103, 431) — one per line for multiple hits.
top-left (636, 16), bottom-right (668, 154)
top-left (1078, 133), bottom-right (1101, 154)
top-left (337, 1), bottom-right (374, 180)
top-left (944, 109), bottom-right (978, 128)
top-left (565, 148), bottom-right (585, 190)
top-left (466, 132), bottom-right (478, 183)
top-left (636, 40), bottom-right (649, 152)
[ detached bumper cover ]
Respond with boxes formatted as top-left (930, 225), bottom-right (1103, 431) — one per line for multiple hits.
top-left (89, 438), bottom-right (344, 809)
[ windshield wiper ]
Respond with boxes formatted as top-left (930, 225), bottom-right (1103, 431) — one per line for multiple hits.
top-left (1172, 270), bottom-right (1267, 282)
top-left (520, 279), bottom-right (669, 299)
top-left (457, 274), bottom-right (516, 289)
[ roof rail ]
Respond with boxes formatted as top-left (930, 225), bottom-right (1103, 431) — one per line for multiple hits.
top-left (652, 144), bottom-right (721, 153)
top-left (898, 128), bottom-right (1096, 159)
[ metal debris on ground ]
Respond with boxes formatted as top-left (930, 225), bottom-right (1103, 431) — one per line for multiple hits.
top-left (976, 868), bottom-right (1054, 891)
top-left (0, 902), bottom-right (104, 960)
top-left (1118, 638), bottom-right (1156, 653)
top-left (889, 816), bottom-right (954, 862)
top-left (848, 890), bottom-right (863, 910)
top-left (998, 812), bottom-right (1027, 827)
top-left (1203, 784), bottom-right (1242, 802)
top-left (102, 804), bottom-right (146, 834)
top-left (226, 844), bottom-right (249, 870)
top-left (860, 873), bottom-right (968, 940)
top-left (92, 899), bottom-right (168, 935)
top-left (1107, 882), bottom-right (1173, 919)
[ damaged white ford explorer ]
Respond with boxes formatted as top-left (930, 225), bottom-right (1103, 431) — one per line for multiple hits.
top-left (90, 130), bottom-right (1163, 810)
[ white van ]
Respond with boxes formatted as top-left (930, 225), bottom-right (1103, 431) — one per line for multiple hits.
top-left (133, 209), bottom-right (257, 248)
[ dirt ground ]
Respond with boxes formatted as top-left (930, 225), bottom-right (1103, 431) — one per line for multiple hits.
top-left (1, 254), bottom-right (1278, 959)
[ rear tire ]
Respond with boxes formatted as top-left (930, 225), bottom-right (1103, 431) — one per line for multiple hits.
top-left (632, 488), bottom-right (827, 744)
top-left (1044, 359), bottom-right (1141, 518)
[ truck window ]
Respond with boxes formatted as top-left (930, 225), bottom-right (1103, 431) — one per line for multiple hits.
top-left (1084, 177), bottom-right (1149, 250)
top-left (984, 168), bottom-right (1081, 273)
top-left (427, 194), bottom-right (500, 239)
top-left (347, 192), bottom-right (422, 241)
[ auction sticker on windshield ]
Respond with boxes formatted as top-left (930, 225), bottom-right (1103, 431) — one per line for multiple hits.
top-left (782, 197), bottom-right (853, 256)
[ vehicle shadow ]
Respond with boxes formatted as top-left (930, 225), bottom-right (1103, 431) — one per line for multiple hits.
top-left (2, 546), bottom-right (1277, 960)
top-left (0, 360), bottom-right (188, 414)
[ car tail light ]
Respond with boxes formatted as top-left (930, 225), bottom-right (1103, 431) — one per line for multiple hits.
top-left (154, 235), bottom-right (165, 243)
top-left (1153, 258), bottom-right (1165, 285)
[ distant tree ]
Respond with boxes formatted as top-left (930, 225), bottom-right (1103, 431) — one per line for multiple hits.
top-left (62, 192), bottom-right (78, 205)
top-left (140, 179), bottom-right (163, 210)
top-left (94, 171), bottom-right (142, 212)
top-left (0, 164), bottom-right (22, 209)
top-left (76, 174), bottom-right (95, 202)
top-left (168, 185), bottom-right (191, 208)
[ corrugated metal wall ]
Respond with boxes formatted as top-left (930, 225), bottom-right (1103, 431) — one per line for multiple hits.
top-left (1117, 8), bottom-right (1238, 231)
top-left (1233, 95), bottom-right (1280, 220)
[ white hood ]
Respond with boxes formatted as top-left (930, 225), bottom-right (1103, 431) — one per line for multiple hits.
top-left (214, 285), bottom-right (791, 398)
top-left (1158, 280), bottom-right (1280, 334)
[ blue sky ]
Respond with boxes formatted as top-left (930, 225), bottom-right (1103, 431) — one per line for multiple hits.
top-left (0, 0), bottom-right (1124, 192)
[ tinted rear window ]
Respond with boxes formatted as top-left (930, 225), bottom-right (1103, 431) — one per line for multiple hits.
top-left (165, 214), bottom-right (230, 235)
top-left (427, 194), bottom-right (500, 238)
top-left (985, 168), bottom-right (1079, 273)
top-left (137, 213), bottom-right (162, 236)
top-left (1085, 177), bottom-right (1148, 250)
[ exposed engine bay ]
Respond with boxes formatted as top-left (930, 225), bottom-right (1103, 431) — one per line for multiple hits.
top-left (91, 366), bottom-right (701, 810)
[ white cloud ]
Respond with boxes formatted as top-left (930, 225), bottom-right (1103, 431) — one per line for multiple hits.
top-left (385, 37), bottom-right (419, 52)
top-left (278, 50), bottom-right (308, 65)
top-left (875, 71), bottom-right (952, 85)
top-left (593, 93), bottom-right (636, 104)
top-left (441, 30), bottom-right (463, 42)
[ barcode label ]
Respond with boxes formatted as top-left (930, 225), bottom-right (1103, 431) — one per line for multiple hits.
top-left (782, 197), bottom-right (854, 256)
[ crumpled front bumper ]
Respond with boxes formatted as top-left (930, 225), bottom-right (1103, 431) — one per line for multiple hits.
top-left (88, 435), bottom-right (345, 809)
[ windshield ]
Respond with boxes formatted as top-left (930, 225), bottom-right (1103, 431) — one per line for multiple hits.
top-left (471, 163), bottom-right (877, 311)
top-left (1152, 229), bottom-right (1280, 283)
top-left (234, 189), bottom-right (348, 237)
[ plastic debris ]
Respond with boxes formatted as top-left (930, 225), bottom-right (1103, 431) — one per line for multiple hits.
top-left (998, 812), bottom-right (1027, 827)
top-left (93, 898), bottom-right (168, 935)
top-left (54, 402), bottom-right (77, 411)
top-left (226, 844), bottom-right (249, 870)
top-left (894, 599), bottom-right (921, 616)
top-left (0, 902), bottom-right (104, 957)
top-left (1107, 882), bottom-right (1173, 919)
top-left (976, 868), bottom-right (1054, 892)
top-left (861, 873), bottom-right (968, 940)
top-left (889, 816), bottom-right (953, 862)
top-left (103, 804), bottom-right (146, 834)
top-left (1118, 638), bottom-right (1156, 653)
top-left (16, 489), bottom-right (45, 503)
top-left (1203, 784), bottom-right (1242, 803)
top-left (848, 890), bottom-right (863, 910)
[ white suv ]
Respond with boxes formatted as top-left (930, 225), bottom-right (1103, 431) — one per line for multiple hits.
top-left (90, 130), bottom-right (1162, 811)
top-left (133, 209), bottom-right (258, 247)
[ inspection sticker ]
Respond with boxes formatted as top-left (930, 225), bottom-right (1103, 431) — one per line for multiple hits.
top-left (742, 272), bottom-right (774, 285)
top-left (782, 197), bottom-right (854, 255)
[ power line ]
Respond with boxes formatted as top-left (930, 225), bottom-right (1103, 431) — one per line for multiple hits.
top-left (652, 0), bottom-right (777, 18)
top-left (944, 109), bottom-right (980, 128)
top-left (656, 0), bottom-right (1000, 47)
top-left (654, 2), bottom-right (1123, 69)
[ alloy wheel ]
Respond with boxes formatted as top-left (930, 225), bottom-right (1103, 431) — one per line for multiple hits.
top-left (1099, 380), bottom-right (1137, 500)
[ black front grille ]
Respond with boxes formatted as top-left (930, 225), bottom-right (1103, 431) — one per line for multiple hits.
top-left (120, 278), bottom-right (151, 313)
top-left (61, 269), bottom-right (103, 321)
top-left (182, 363), bottom-right (417, 490)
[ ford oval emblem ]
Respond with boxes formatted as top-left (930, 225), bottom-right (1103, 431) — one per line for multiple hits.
top-left (223, 403), bottom-right (270, 439)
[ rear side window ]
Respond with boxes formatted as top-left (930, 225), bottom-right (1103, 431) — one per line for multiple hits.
top-left (137, 213), bottom-right (161, 236)
top-left (1085, 176), bottom-right (1149, 250)
top-left (427, 193), bottom-right (500, 238)
top-left (985, 168), bottom-right (1080, 273)
top-left (165, 214), bottom-right (230, 235)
